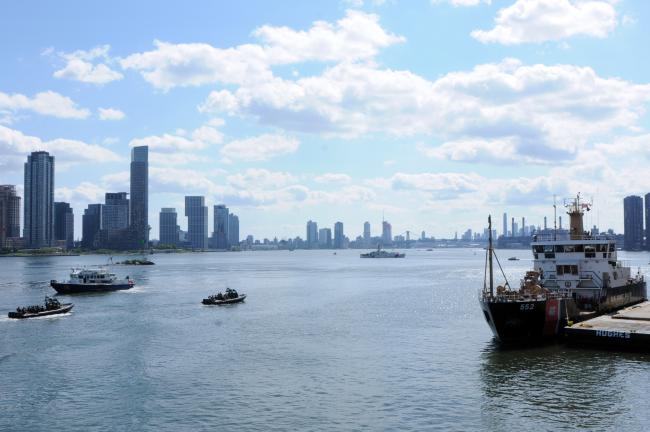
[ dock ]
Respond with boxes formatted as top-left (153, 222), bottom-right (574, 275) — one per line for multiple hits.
top-left (565, 301), bottom-right (650, 350)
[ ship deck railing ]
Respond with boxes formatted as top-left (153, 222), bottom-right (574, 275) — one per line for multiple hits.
top-left (532, 233), bottom-right (616, 242)
top-left (480, 290), bottom-right (572, 302)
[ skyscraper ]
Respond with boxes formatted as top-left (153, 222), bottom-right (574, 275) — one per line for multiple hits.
top-left (228, 214), bottom-right (240, 247)
top-left (306, 220), bottom-right (318, 248)
top-left (334, 221), bottom-right (344, 249)
top-left (382, 221), bottom-right (392, 245)
top-left (502, 213), bottom-right (507, 238)
top-left (213, 204), bottom-right (230, 249)
top-left (159, 208), bottom-right (179, 246)
top-left (0, 185), bottom-right (21, 248)
top-left (102, 193), bottom-right (129, 231)
top-left (82, 204), bottom-right (102, 249)
top-left (318, 228), bottom-right (332, 248)
top-left (24, 151), bottom-right (54, 248)
top-left (511, 217), bottom-right (515, 237)
top-left (54, 202), bottom-right (74, 249)
top-left (185, 196), bottom-right (208, 249)
top-left (645, 193), bottom-right (650, 250)
top-left (363, 221), bottom-right (371, 242)
top-left (130, 146), bottom-right (149, 246)
top-left (624, 195), bottom-right (643, 251)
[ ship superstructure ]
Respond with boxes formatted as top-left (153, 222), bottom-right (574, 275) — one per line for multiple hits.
top-left (479, 194), bottom-right (646, 344)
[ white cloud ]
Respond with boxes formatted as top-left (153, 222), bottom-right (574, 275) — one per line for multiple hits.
top-left (227, 168), bottom-right (298, 189)
top-left (0, 125), bottom-right (121, 172)
top-left (471, 0), bottom-right (618, 45)
top-left (120, 10), bottom-right (403, 90)
top-left (314, 173), bottom-right (352, 184)
top-left (129, 124), bottom-right (223, 152)
top-left (220, 134), bottom-right (299, 162)
top-left (53, 45), bottom-right (123, 84)
top-left (432, 0), bottom-right (491, 6)
top-left (0, 90), bottom-right (90, 119)
top-left (98, 107), bottom-right (125, 121)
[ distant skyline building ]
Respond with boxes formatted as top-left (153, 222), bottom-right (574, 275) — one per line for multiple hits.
top-left (82, 204), bottom-right (102, 249)
top-left (102, 192), bottom-right (129, 231)
top-left (130, 146), bottom-right (149, 246)
top-left (159, 208), bottom-right (179, 246)
top-left (213, 204), bottom-right (230, 249)
top-left (306, 220), bottom-right (318, 249)
top-left (624, 195), bottom-right (643, 251)
top-left (511, 217), bottom-right (515, 237)
top-left (363, 221), bottom-right (371, 242)
top-left (0, 185), bottom-right (21, 247)
top-left (318, 228), bottom-right (332, 248)
top-left (645, 193), bottom-right (650, 251)
top-left (24, 151), bottom-right (54, 248)
top-left (228, 213), bottom-right (240, 247)
top-left (382, 220), bottom-right (392, 245)
top-left (185, 196), bottom-right (208, 249)
top-left (334, 221), bottom-right (344, 249)
top-left (502, 213), bottom-right (507, 238)
top-left (54, 202), bottom-right (74, 249)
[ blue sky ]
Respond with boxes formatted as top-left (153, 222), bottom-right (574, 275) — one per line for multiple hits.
top-left (1, 0), bottom-right (650, 240)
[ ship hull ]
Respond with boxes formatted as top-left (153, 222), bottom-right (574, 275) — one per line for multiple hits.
top-left (598, 280), bottom-right (647, 312)
top-left (480, 298), bottom-right (549, 344)
top-left (51, 282), bottom-right (133, 294)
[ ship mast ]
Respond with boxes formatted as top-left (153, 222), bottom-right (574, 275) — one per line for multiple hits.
top-left (565, 193), bottom-right (591, 240)
top-left (488, 215), bottom-right (494, 297)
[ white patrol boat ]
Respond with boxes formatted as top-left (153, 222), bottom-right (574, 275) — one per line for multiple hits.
top-left (479, 194), bottom-right (646, 344)
top-left (51, 267), bottom-right (134, 294)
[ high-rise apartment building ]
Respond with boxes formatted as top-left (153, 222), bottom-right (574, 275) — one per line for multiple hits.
top-left (82, 204), bottom-right (102, 249)
top-left (54, 202), bottom-right (74, 249)
top-left (0, 185), bottom-right (21, 247)
top-left (318, 228), bottom-right (332, 248)
top-left (624, 195), bottom-right (643, 251)
top-left (645, 193), bottom-right (650, 250)
top-left (228, 214), bottom-right (239, 247)
top-left (502, 213), bottom-right (507, 237)
top-left (306, 220), bottom-right (318, 249)
top-left (159, 208), bottom-right (179, 246)
top-left (102, 192), bottom-right (129, 231)
top-left (363, 221), bottom-right (371, 242)
top-left (382, 221), bottom-right (392, 245)
top-left (130, 146), bottom-right (148, 246)
top-left (334, 221), bottom-right (344, 249)
top-left (185, 196), bottom-right (208, 249)
top-left (213, 204), bottom-right (229, 249)
top-left (24, 151), bottom-right (54, 248)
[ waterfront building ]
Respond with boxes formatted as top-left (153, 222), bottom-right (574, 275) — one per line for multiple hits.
top-left (228, 214), bottom-right (240, 247)
top-left (54, 202), bottom-right (74, 249)
top-left (130, 146), bottom-right (149, 246)
top-left (185, 196), bottom-right (208, 249)
top-left (0, 185), bottom-right (21, 248)
top-left (382, 221), bottom-right (392, 245)
top-left (318, 228), bottom-right (332, 248)
top-left (24, 151), bottom-right (54, 248)
top-left (306, 220), bottom-right (318, 249)
top-left (511, 217), bottom-right (515, 237)
top-left (363, 222), bottom-right (371, 242)
top-left (159, 208), bottom-right (179, 246)
top-left (624, 195), bottom-right (644, 251)
top-left (102, 193), bottom-right (129, 231)
top-left (213, 204), bottom-right (229, 249)
top-left (502, 213), bottom-right (507, 238)
top-left (82, 204), bottom-right (102, 249)
top-left (334, 222), bottom-right (344, 249)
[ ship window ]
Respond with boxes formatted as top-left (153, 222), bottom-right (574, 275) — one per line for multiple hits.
top-left (555, 245), bottom-right (565, 253)
top-left (533, 245), bottom-right (544, 253)
top-left (574, 245), bottom-right (584, 252)
top-left (585, 246), bottom-right (596, 258)
top-left (557, 266), bottom-right (564, 275)
top-left (544, 245), bottom-right (554, 253)
top-left (564, 245), bottom-right (574, 253)
top-left (545, 252), bottom-right (555, 259)
top-left (571, 265), bottom-right (578, 275)
top-left (597, 244), bottom-right (607, 252)
top-left (609, 243), bottom-right (616, 252)
top-left (534, 253), bottom-right (539, 259)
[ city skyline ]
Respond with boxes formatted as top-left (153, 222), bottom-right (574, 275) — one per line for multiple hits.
top-left (2, 2), bottom-right (650, 239)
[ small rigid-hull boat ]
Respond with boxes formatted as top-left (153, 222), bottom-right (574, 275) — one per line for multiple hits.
top-left (8, 298), bottom-right (74, 319)
top-left (202, 288), bottom-right (246, 305)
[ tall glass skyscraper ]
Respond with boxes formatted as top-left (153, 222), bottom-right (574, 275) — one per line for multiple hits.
top-left (0, 185), bottom-right (21, 247)
top-left (624, 195), bottom-right (643, 251)
top-left (24, 151), bottom-right (54, 248)
top-left (159, 208), bottom-right (179, 246)
top-left (82, 204), bottom-right (102, 249)
top-left (306, 220), bottom-right (318, 248)
top-left (213, 204), bottom-right (229, 249)
top-left (130, 146), bottom-right (149, 246)
top-left (334, 221), bottom-right (344, 249)
top-left (228, 213), bottom-right (239, 247)
top-left (185, 196), bottom-right (208, 249)
top-left (54, 202), bottom-right (74, 249)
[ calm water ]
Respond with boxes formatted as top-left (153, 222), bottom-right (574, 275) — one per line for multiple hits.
top-left (1, 249), bottom-right (649, 431)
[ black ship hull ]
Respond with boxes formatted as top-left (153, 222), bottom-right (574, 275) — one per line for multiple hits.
top-left (202, 294), bottom-right (246, 305)
top-left (51, 282), bottom-right (133, 294)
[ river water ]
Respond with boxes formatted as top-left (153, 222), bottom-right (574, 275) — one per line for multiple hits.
top-left (1, 249), bottom-right (649, 431)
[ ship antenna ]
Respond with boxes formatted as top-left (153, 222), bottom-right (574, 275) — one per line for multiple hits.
top-left (488, 215), bottom-right (494, 297)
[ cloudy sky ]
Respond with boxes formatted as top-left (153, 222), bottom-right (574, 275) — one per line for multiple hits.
top-left (1, 0), bottom-right (649, 240)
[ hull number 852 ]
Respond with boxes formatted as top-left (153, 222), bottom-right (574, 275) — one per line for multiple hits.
top-left (520, 303), bottom-right (535, 311)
